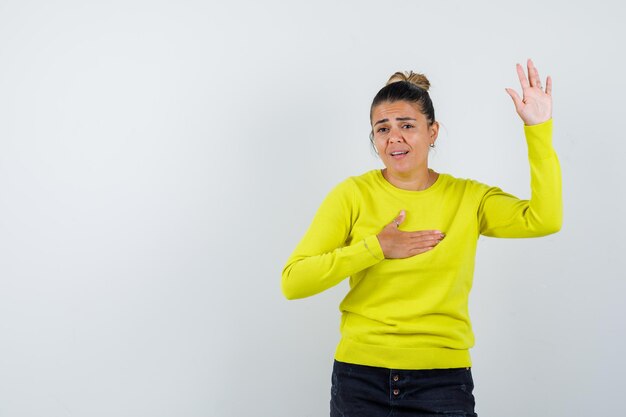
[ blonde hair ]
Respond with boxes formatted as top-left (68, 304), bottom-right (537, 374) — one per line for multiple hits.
top-left (386, 71), bottom-right (430, 92)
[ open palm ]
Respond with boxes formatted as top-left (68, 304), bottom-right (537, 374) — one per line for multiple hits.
top-left (505, 59), bottom-right (552, 126)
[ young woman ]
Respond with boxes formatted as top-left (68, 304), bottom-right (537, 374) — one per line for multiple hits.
top-left (282, 60), bottom-right (561, 417)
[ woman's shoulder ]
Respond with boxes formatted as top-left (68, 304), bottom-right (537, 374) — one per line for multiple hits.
top-left (438, 172), bottom-right (494, 194)
top-left (328, 169), bottom-right (379, 190)
top-left (322, 170), bottom-right (380, 202)
top-left (347, 169), bottom-right (380, 184)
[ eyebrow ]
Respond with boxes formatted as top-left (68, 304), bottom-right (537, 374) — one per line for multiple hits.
top-left (373, 117), bottom-right (417, 126)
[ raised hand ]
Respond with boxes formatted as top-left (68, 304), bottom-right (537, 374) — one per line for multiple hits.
top-left (505, 59), bottom-right (552, 126)
top-left (376, 210), bottom-right (445, 259)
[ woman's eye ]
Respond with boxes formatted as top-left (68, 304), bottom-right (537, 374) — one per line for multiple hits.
top-left (377, 127), bottom-right (388, 133)
top-left (402, 124), bottom-right (414, 129)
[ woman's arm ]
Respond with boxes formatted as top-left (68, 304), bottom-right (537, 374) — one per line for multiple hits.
top-left (479, 119), bottom-right (562, 237)
top-left (479, 59), bottom-right (562, 237)
top-left (281, 180), bottom-right (384, 300)
top-left (282, 181), bottom-right (446, 299)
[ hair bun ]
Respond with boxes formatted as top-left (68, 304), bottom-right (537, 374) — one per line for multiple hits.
top-left (386, 71), bottom-right (430, 92)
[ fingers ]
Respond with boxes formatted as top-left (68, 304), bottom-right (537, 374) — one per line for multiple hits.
top-left (527, 58), bottom-right (552, 94)
top-left (407, 233), bottom-right (444, 255)
top-left (546, 75), bottom-right (552, 95)
top-left (406, 231), bottom-right (445, 251)
top-left (505, 88), bottom-right (523, 108)
top-left (517, 59), bottom-right (547, 91)
top-left (527, 59), bottom-right (542, 89)
top-left (516, 63), bottom-right (530, 89)
top-left (377, 223), bottom-right (446, 259)
top-left (406, 230), bottom-right (445, 240)
top-left (393, 210), bottom-right (406, 228)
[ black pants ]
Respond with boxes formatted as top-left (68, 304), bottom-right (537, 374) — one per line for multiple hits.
top-left (330, 360), bottom-right (477, 417)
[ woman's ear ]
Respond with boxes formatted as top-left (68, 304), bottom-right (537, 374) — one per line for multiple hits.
top-left (369, 131), bottom-right (379, 155)
top-left (430, 121), bottom-right (440, 144)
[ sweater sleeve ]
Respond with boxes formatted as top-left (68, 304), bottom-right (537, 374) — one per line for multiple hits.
top-left (281, 179), bottom-right (384, 300)
top-left (479, 119), bottom-right (563, 237)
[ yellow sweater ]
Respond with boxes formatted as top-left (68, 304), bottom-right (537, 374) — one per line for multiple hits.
top-left (282, 120), bottom-right (561, 370)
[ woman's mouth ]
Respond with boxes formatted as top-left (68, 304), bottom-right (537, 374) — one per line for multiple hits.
top-left (390, 151), bottom-right (409, 159)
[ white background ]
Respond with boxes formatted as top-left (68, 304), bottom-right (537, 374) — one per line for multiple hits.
top-left (1, 1), bottom-right (624, 416)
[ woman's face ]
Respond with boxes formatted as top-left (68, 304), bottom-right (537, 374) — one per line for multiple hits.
top-left (371, 100), bottom-right (439, 177)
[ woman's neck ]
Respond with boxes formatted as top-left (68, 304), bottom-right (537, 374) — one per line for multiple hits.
top-left (382, 168), bottom-right (437, 191)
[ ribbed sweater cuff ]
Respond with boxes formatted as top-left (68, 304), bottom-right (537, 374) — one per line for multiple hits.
top-left (363, 235), bottom-right (385, 261)
top-left (524, 118), bottom-right (554, 159)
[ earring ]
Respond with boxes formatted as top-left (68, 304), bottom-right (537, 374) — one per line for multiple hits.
top-left (429, 143), bottom-right (435, 148)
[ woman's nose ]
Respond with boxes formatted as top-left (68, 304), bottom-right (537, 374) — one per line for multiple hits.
top-left (388, 129), bottom-right (404, 143)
